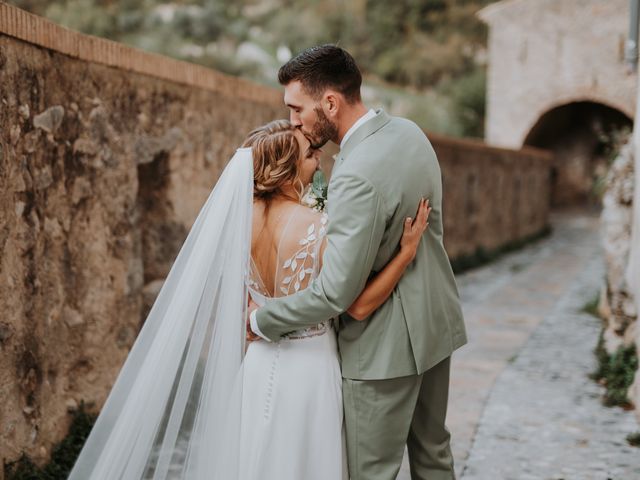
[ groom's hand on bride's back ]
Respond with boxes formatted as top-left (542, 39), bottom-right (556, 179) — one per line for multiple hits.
top-left (246, 298), bottom-right (261, 343)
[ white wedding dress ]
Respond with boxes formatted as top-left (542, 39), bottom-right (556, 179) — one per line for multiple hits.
top-left (67, 149), bottom-right (347, 479)
top-left (241, 205), bottom-right (348, 480)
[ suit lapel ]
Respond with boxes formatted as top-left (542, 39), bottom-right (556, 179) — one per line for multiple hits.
top-left (330, 109), bottom-right (391, 178)
top-left (339, 109), bottom-right (391, 162)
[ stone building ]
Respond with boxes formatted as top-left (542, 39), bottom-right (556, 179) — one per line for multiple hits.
top-left (480, 0), bottom-right (636, 206)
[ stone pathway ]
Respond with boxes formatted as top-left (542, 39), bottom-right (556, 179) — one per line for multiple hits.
top-left (397, 212), bottom-right (640, 479)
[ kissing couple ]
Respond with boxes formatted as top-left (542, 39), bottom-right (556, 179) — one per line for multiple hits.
top-left (69, 45), bottom-right (467, 480)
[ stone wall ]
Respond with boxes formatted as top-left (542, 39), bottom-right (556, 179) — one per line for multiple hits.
top-left (600, 143), bottom-right (636, 354)
top-left (628, 71), bottom-right (640, 422)
top-left (479, 0), bottom-right (635, 149)
top-left (0, 4), bottom-right (552, 471)
top-left (430, 133), bottom-right (552, 260)
top-left (0, 5), bottom-right (286, 472)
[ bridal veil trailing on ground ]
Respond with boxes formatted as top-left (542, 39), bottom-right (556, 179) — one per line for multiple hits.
top-left (69, 148), bottom-right (254, 480)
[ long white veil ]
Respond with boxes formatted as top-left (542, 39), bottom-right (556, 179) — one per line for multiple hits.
top-left (68, 148), bottom-right (253, 479)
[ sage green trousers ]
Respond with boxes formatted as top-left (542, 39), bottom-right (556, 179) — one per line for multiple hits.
top-left (342, 357), bottom-right (454, 480)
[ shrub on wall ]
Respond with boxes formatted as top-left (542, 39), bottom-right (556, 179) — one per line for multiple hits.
top-left (591, 334), bottom-right (639, 408)
top-left (4, 404), bottom-right (96, 480)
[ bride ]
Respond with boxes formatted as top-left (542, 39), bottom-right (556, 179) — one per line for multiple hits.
top-left (68, 120), bottom-right (429, 480)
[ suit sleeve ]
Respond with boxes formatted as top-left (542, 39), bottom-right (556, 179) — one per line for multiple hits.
top-left (255, 173), bottom-right (387, 341)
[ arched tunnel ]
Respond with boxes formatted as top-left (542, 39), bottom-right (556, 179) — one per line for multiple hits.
top-left (524, 101), bottom-right (633, 207)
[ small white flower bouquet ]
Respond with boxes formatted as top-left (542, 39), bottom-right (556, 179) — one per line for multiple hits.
top-left (302, 170), bottom-right (328, 212)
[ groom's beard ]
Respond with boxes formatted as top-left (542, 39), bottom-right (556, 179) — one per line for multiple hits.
top-left (307, 107), bottom-right (339, 149)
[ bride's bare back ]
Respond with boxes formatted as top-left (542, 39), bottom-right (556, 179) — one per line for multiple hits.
top-left (249, 199), bottom-right (327, 299)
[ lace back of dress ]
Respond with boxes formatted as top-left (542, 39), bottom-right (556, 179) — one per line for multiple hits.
top-left (274, 208), bottom-right (327, 297)
top-left (248, 203), bottom-right (328, 306)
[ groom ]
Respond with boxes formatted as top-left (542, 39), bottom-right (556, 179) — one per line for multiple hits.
top-left (249, 45), bottom-right (467, 480)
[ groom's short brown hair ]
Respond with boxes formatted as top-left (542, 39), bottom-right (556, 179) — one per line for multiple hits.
top-left (278, 45), bottom-right (362, 104)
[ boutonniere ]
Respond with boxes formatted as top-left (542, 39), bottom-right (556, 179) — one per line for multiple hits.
top-left (302, 170), bottom-right (328, 212)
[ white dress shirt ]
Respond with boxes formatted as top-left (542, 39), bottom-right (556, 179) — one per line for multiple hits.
top-left (340, 108), bottom-right (376, 149)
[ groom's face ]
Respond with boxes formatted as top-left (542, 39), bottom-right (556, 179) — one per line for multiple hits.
top-left (284, 81), bottom-right (338, 149)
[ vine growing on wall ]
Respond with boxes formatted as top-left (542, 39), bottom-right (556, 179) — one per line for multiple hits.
top-left (590, 332), bottom-right (639, 409)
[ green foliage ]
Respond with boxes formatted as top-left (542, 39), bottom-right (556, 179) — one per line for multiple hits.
top-left (590, 334), bottom-right (639, 408)
top-left (10, 0), bottom-right (500, 138)
top-left (442, 67), bottom-right (486, 138)
top-left (355, 0), bottom-right (489, 88)
top-left (361, 81), bottom-right (463, 137)
top-left (311, 170), bottom-right (328, 211)
top-left (598, 126), bottom-right (633, 166)
top-left (4, 404), bottom-right (96, 480)
top-left (581, 294), bottom-right (600, 318)
top-left (627, 431), bottom-right (640, 447)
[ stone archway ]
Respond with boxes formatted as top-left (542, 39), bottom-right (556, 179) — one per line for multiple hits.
top-left (523, 101), bottom-right (632, 207)
top-left (479, 0), bottom-right (636, 153)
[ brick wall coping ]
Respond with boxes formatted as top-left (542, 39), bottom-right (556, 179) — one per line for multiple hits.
top-left (0, 2), bottom-right (282, 106)
top-left (427, 131), bottom-right (554, 161)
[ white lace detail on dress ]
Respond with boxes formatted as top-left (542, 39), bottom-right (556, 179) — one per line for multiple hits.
top-left (279, 214), bottom-right (327, 295)
top-left (282, 212), bottom-right (329, 339)
top-left (247, 210), bottom-right (330, 340)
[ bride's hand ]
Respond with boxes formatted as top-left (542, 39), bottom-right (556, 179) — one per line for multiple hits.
top-left (399, 198), bottom-right (431, 264)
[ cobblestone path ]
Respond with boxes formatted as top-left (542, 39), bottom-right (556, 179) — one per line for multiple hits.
top-left (397, 212), bottom-right (640, 479)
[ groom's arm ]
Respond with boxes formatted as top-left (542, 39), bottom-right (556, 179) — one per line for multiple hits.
top-left (253, 173), bottom-right (387, 341)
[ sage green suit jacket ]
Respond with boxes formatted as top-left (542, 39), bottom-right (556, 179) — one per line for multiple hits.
top-left (256, 109), bottom-right (467, 380)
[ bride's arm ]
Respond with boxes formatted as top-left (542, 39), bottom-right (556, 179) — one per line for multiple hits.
top-left (346, 199), bottom-right (430, 321)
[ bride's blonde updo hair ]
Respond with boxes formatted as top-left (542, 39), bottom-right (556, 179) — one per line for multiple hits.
top-left (242, 119), bottom-right (302, 202)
